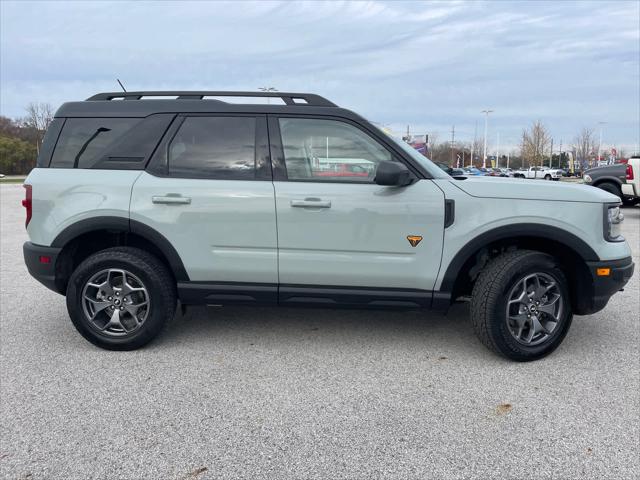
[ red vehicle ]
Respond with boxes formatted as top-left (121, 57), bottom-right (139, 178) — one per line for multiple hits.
top-left (313, 163), bottom-right (370, 177)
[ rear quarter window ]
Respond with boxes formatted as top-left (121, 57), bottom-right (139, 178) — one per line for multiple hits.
top-left (48, 115), bottom-right (175, 169)
top-left (50, 118), bottom-right (142, 168)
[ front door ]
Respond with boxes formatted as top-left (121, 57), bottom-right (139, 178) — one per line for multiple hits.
top-left (270, 116), bottom-right (445, 303)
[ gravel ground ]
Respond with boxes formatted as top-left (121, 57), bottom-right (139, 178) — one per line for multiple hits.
top-left (1, 183), bottom-right (638, 480)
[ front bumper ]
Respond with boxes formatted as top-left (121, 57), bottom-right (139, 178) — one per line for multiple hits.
top-left (23, 242), bottom-right (62, 294)
top-left (584, 256), bottom-right (634, 314)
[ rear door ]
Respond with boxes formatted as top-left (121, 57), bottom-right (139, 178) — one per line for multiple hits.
top-left (130, 115), bottom-right (278, 291)
top-left (270, 116), bottom-right (445, 304)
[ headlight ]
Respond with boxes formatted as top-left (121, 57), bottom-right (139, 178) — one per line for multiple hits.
top-left (604, 204), bottom-right (624, 242)
top-left (583, 174), bottom-right (592, 183)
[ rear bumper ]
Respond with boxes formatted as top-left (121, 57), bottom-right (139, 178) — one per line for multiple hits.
top-left (23, 242), bottom-right (62, 294)
top-left (583, 256), bottom-right (634, 314)
top-left (621, 183), bottom-right (637, 198)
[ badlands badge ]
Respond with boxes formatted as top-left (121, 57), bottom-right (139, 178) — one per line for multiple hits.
top-left (407, 235), bottom-right (423, 247)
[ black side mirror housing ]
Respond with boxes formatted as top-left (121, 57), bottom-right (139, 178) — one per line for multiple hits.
top-left (374, 160), bottom-right (412, 186)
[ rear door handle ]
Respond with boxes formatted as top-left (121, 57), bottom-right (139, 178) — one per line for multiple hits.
top-left (152, 195), bottom-right (192, 205)
top-left (290, 198), bottom-right (332, 208)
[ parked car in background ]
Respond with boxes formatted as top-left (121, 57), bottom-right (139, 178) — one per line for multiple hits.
top-left (499, 168), bottom-right (514, 177)
top-left (450, 168), bottom-right (466, 177)
top-left (514, 167), bottom-right (562, 180)
top-left (621, 156), bottom-right (639, 204)
top-left (464, 167), bottom-right (488, 176)
top-left (583, 159), bottom-right (639, 206)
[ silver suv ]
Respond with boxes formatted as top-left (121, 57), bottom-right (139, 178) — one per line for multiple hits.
top-left (22, 91), bottom-right (634, 361)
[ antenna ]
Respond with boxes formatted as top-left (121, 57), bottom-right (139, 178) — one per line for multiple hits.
top-left (116, 79), bottom-right (127, 92)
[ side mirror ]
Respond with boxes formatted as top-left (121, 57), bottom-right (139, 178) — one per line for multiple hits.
top-left (374, 160), bottom-right (412, 186)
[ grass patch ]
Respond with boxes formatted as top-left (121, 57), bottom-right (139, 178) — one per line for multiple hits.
top-left (0, 178), bottom-right (26, 184)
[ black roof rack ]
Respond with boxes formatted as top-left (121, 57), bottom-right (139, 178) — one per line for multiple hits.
top-left (86, 91), bottom-right (338, 107)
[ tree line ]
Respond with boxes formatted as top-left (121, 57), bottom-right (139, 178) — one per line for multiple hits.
top-left (0, 103), bottom-right (53, 175)
top-left (425, 121), bottom-right (631, 171)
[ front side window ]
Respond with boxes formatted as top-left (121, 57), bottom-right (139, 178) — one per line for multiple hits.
top-left (50, 118), bottom-right (141, 168)
top-left (169, 116), bottom-right (256, 179)
top-left (278, 118), bottom-right (392, 182)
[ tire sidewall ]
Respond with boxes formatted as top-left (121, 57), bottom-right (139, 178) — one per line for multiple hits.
top-left (489, 254), bottom-right (573, 361)
top-left (67, 252), bottom-right (170, 350)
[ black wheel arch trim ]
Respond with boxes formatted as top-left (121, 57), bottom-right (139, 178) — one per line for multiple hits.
top-left (50, 216), bottom-right (189, 282)
top-left (439, 223), bottom-right (600, 293)
top-left (591, 177), bottom-right (623, 187)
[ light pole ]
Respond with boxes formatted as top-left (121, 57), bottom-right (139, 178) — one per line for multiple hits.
top-left (258, 86), bottom-right (277, 104)
top-left (597, 121), bottom-right (606, 165)
top-left (481, 109), bottom-right (493, 169)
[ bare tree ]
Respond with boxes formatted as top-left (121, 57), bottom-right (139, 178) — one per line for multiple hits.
top-left (521, 121), bottom-right (551, 168)
top-left (24, 102), bottom-right (54, 153)
top-left (572, 127), bottom-right (597, 169)
top-left (469, 136), bottom-right (483, 167)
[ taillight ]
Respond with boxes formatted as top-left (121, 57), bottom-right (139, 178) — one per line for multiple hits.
top-left (22, 184), bottom-right (32, 228)
top-left (626, 164), bottom-right (634, 180)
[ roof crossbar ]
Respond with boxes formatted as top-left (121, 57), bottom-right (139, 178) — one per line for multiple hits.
top-left (86, 91), bottom-right (338, 107)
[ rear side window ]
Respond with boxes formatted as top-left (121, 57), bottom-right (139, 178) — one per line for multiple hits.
top-left (168, 116), bottom-right (256, 179)
top-left (51, 118), bottom-right (141, 168)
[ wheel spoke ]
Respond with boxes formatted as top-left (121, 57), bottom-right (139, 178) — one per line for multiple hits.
top-left (509, 313), bottom-right (528, 340)
top-left (124, 301), bottom-right (148, 320)
top-left (101, 308), bottom-right (124, 331)
top-left (538, 294), bottom-right (560, 317)
top-left (84, 297), bottom-right (112, 318)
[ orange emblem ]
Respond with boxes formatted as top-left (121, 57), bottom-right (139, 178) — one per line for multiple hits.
top-left (407, 235), bottom-right (423, 247)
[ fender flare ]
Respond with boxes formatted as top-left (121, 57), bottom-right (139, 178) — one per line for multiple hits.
top-left (438, 223), bottom-right (599, 293)
top-left (591, 176), bottom-right (623, 187)
top-left (51, 216), bottom-right (189, 281)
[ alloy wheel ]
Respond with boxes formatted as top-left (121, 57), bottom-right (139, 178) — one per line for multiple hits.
top-left (81, 268), bottom-right (150, 336)
top-left (505, 272), bottom-right (564, 346)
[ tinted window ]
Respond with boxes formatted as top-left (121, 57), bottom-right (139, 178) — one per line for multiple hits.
top-left (51, 118), bottom-right (141, 168)
top-left (278, 118), bottom-right (391, 182)
top-left (169, 116), bottom-right (256, 179)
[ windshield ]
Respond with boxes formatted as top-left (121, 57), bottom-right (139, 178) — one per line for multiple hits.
top-left (377, 129), bottom-right (450, 179)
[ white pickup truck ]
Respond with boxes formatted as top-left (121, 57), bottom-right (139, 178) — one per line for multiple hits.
top-left (621, 156), bottom-right (640, 201)
top-left (514, 167), bottom-right (563, 180)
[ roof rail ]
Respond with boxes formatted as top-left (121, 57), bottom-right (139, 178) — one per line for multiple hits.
top-left (86, 91), bottom-right (338, 107)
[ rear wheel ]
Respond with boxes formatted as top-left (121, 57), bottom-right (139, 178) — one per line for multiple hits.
top-left (470, 250), bottom-right (573, 361)
top-left (596, 182), bottom-right (623, 203)
top-left (66, 247), bottom-right (176, 350)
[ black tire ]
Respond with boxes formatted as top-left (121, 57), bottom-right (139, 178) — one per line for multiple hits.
top-left (66, 247), bottom-right (176, 350)
top-left (596, 182), bottom-right (623, 202)
top-left (544, 174), bottom-right (551, 180)
top-left (470, 250), bottom-right (573, 361)
top-left (622, 197), bottom-right (640, 207)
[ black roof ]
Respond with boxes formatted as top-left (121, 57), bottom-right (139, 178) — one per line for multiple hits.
top-left (56, 91), bottom-right (347, 118)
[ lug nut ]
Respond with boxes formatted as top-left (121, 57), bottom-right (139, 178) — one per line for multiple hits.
top-left (116, 292), bottom-right (120, 296)
top-left (108, 296), bottom-right (112, 300)
top-left (119, 306), bottom-right (124, 310)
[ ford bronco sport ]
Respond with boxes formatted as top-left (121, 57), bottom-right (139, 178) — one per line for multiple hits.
top-left (22, 91), bottom-right (634, 361)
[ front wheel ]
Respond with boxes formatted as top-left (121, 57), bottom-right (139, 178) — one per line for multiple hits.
top-left (470, 250), bottom-right (573, 361)
top-left (544, 174), bottom-right (552, 180)
top-left (66, 247), bottom-right (177, 350)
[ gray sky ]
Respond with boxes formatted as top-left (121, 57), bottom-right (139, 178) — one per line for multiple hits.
top-left (1, 0), bottom-right (639, 152)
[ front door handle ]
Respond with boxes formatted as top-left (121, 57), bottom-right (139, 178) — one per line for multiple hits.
top-left (152, 194), bottom-right (192, 205)
top-left (290, 198), bottom-right (332, 208)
